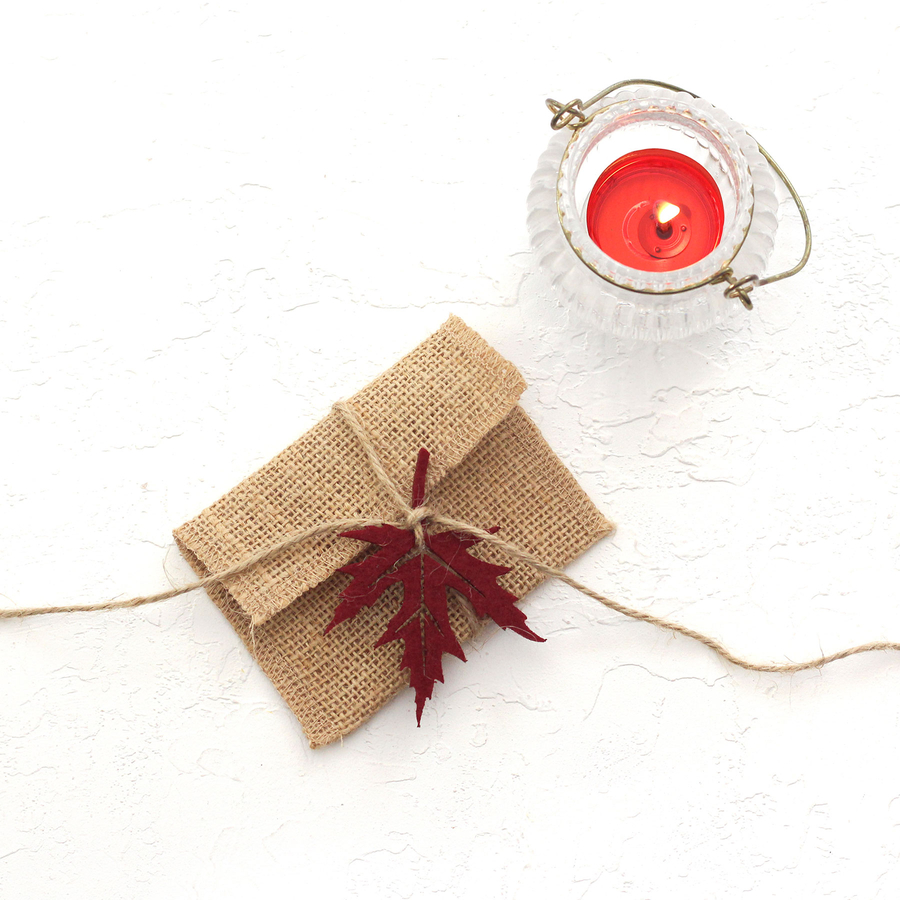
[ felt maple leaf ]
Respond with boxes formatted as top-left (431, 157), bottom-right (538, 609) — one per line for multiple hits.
top-left (326, 448), bottom-right (544, 724)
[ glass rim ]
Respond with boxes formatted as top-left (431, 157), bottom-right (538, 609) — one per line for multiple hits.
top-left (557, 91), bottom-right (758, 295)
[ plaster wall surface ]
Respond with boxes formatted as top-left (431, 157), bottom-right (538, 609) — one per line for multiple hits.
top-left (2, 2), bottom-right (900, 897)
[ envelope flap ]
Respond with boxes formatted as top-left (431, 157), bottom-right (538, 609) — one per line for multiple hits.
top-left (173, 316), bottom-right (527, 625)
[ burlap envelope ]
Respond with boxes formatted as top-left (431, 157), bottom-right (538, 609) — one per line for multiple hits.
top-left (174, 316), bottom-right (613, 747)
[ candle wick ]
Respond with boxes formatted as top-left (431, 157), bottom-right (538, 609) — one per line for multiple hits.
top-left (654, 201), bottom-right (680, 239)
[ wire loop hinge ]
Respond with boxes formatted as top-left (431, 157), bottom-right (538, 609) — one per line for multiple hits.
top-left (545, 97), bottom-right (586, 130)
top-left (713, 270), bottom-right (758, 310)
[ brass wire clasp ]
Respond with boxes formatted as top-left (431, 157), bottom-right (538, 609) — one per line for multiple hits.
top-left (713, 270), bottom-right (759, 311)
top-left (544, 78), bottom-right (812, 310)
top-left (545, 97), bottom-right (586, 130)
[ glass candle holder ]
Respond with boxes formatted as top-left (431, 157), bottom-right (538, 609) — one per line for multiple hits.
top-left (528, 80), bottom-right (810, 341)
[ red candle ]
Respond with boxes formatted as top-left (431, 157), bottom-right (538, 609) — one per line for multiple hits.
top-left (585, 148), bottom-right (725, 272)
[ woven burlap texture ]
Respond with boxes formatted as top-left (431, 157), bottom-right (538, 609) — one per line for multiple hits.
top-left (174, 316), bottom-right (613, 747)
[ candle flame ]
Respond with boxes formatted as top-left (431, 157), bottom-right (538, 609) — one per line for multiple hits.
top-left (656, 202), bottom-right (680, 225)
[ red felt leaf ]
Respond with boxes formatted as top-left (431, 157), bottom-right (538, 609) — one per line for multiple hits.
top-left (326, 448), bottom-right (544, 724)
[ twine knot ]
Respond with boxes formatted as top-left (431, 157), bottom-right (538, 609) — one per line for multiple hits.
top-left (400, 504), bottom-right (430, 548)
top-left (400, 505), bottom-right (430, 528)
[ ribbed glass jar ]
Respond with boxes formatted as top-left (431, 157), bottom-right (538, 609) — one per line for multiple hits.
top-left (528, 87), bottom-right (779, 341)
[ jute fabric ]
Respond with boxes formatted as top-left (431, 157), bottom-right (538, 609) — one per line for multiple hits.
top-left (174, 317), bottom-right (614, 747)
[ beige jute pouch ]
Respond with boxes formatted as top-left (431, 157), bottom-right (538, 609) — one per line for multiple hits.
top-left (174, 316), bottom-right (613, 747)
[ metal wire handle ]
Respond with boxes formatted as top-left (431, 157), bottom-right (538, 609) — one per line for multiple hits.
top-left (545, 79), bottom-right (812, 311)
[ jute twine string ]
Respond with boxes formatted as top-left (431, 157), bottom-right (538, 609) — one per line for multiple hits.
top-left (0, 517), bottom-right (382, 620)
top-left (3, 399), bottom-right (900, 676)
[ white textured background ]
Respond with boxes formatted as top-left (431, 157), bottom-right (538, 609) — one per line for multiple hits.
top-left (2, 2), bottom-right (900, 897)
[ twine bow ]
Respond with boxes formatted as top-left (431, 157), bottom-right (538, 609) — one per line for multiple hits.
top-left (3, 400), bottom-right (900, 677)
